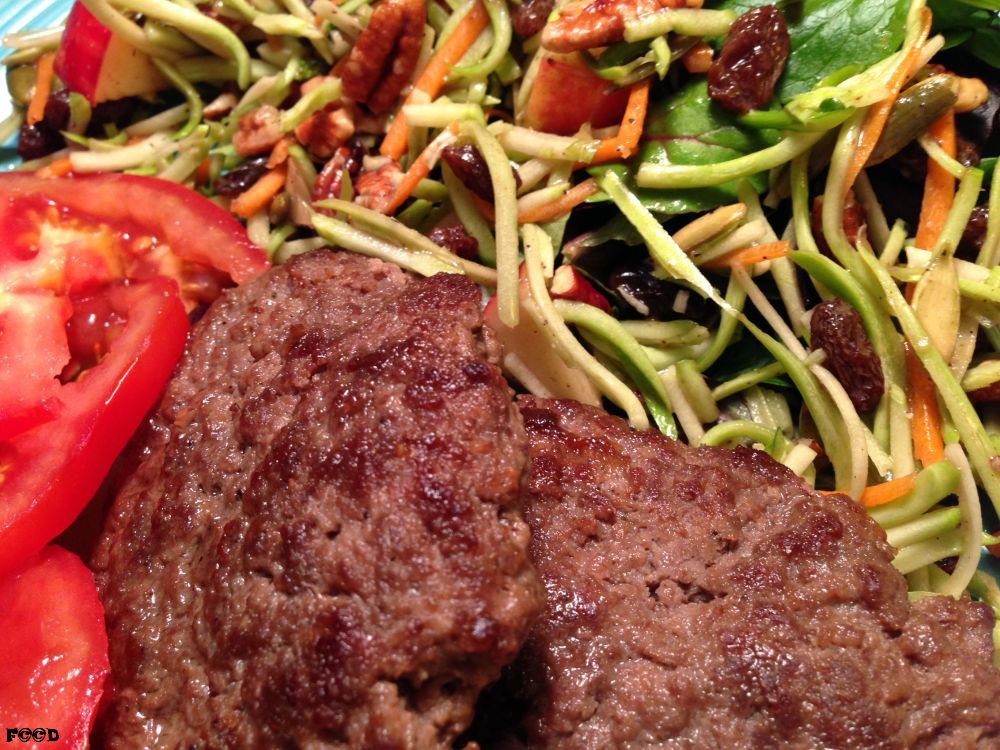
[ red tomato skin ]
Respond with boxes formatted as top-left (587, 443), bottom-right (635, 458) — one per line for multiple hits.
top-left (0, 173), bottom-right (269, 285)
top-left (0, 545), bottom-right (109, 749)
top-left (0, 278), bottom-right (188, 574)
top-left (53, 3), bottom-right (110, 105)
top-left (523, 53), bottom-right (630, 135)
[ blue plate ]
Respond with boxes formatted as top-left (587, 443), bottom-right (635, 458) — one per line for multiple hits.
top-left (2, 0), bottom-right (999, 583)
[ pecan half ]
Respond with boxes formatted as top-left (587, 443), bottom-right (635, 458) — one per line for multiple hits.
top-left (342, 0), bottom-right (425, 114)
top-left (541, 0), bottom-right (693, 53)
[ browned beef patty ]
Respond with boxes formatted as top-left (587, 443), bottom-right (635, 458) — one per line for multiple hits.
top-left (91, 251), bottom-right (541, 749)
top-left (498, 396), bottom-right (1000, 749)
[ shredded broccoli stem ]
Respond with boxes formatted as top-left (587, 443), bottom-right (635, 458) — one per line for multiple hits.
top-left (555, 299), bottom-right (677, 437)
top-left (939, 443), bottom-right (984, 598)
top-left (522, 225), bottom-right (650, 429)
top-left (636, 131), bottom-right (828, 190)
top-left (449, 0), bottom-right (511, 81)
top-left (110, 0), bottom-right (251, 87)
top-left (462, 121), bottom-right (519, 326)
top-left (80, 0), bottom-right (182, 59)
top-left (151, 58), bottom-right (203, 140)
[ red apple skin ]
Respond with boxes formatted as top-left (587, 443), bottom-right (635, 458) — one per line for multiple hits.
top-left (523, 52), bottom-right (631, 135)
top-left (55, 2), bottom-right (167, 104)
top-left (54, 2), bottom-right (109, 103)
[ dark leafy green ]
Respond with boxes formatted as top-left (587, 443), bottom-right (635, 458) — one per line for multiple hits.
top-left (591, 80), bottom-right (779, 215)
top-left (930, 0), bottom-right (1000, 65)
top-left (712, 0), bottom-right (910, 100)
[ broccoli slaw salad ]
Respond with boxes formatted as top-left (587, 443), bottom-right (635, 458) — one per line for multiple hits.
top-left (4, 0), bottom-right (1000, 658)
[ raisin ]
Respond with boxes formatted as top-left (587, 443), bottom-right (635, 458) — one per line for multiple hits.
top-left (428, 225), bottom-right (479, 260)
top-left (810, 299), bottom-right (884, 413)
top-left (957, 204), bottom-right (989, 262)
top-left (810, 192), bottom-right (867, 258)
top-left (708, 5), bottom-right (790, 115)
top-left (609, 261), bottom-right (717, 324)
top-left (214, 156), bottom-right (270, 197)
top-left (512, 0), bottom-right (555, 38)
top-left (442, 144), bottom-right (495, 201)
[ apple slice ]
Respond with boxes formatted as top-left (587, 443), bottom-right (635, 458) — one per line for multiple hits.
top-left (55, 2), bottom-right (168, 105)
top-left (523, 52), bottom-right (631, 135)
top-left (484, 268), bottom-right (601, 406)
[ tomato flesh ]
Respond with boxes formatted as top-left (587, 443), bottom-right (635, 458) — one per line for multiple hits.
top-left (0, 172), bottom-right (269, 290)
top-left (0, 278), bottom-right (187, 573)
top-left (0, 173), bottom-right (264, 572)
top-left (0, 545), bottom-right (110, 749)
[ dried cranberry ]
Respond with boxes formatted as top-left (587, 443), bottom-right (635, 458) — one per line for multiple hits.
top-left (708, 5), bottom-right (790, 114)
top-left (87, 97), bottom-right (139, 136)
top-left (428, 225), bottom-right (479, 260)
top-left (957, 204), bottom-right (989, 262)
top-left (17, 120), bottom-right (63, 160)
top-left (343, 137), bottom-right (368, 178)
top-left (512, 0), bottom-right (555, 38)
top-left (214, 156), bottom-right (269, 197)
top-left (968, 379), bottom-right (1000, 405)
top-left (810, 299), bottom-right (884, 413)
top-left (42, 89), bottom-right (71, 133)
top-left (441, 144), bottom-right (494, 201)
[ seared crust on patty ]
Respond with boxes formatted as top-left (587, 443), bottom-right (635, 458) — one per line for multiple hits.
top-left (92, 251), bottom-right (541, 749)
top-left (494, 396), bottom-right (1000, 749)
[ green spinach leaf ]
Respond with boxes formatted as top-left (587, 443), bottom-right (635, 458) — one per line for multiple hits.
top-left (711, 0), bottom-right (910, 100)
top-left (592, 79), bottom-right (778, 215)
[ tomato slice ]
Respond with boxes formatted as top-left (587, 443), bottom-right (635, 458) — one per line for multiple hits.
top-left (0, 545), bottom-right (109, 748)
top-left (0, 172), bottom-right (269, 291)
top-left (0, 277), bottom-right (188, 574)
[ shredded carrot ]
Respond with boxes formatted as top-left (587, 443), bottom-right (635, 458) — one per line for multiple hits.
top-left (466, 179), bottom-right (598, 224)
top-left (860, 473), bottom-right (916, 509)
top-left (196, 158), bottom-right (212, 186)
top-left (385, 122), bottom-right (460, 213)
top-left (702, 240), bottom-right (791, 269)
top-left (906, 343), bottom-right (945, 467)
top-left (914, 110), bottom-right (956, 250)
top-left (26, 53), bottom-right (56, 126)
top-left (590, 77), bottom-right (651, 166)
top-left (230, 164), bottom-right (288, 219)
top-left (519, 178), bottom-right (598, 224)
top-left (35, 156), bottom-right (73, 178)
top-left (379, 1), bottom-right (490, 160)
top-left (843, 8), bottom-right (931, 192)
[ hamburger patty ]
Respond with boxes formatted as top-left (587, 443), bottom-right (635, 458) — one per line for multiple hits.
top-left (497, 396), bottom-right (1000, 749)
top-left (91, 251), bottom-right (541, 749)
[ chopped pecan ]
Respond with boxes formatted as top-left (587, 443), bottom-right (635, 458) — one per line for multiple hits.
top-left (342, 0), bottom-right (425, 114)
top-left (541, 0), bottom-right (694, 53)
top-left (354, 159), bottom-right (402, 213)
top-left (233, 105), bottom-right (283, 157)
top-left (295, 105), bottom-right (356, 160)
top-left (313, 140), bottom-right (368, 204)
